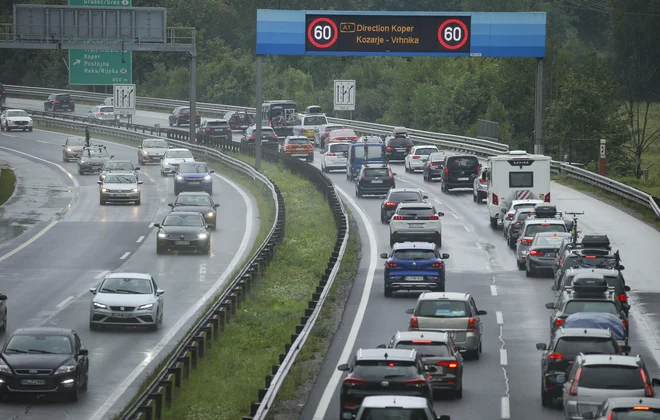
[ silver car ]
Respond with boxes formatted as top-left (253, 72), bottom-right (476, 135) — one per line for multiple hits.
top-left (582, 397), bottom-right (660, 419)
top-left (320, 141), bottom-right (350, 172)
top-left (98, 172), bottom-right (142, 205)
top-left (89, 272), bottom-right (165, 331)
top-left (99, 160), bottom-right (140, 181)
top-left (88, 105), bottom-right (116, 122)
top-left (160, 148), bottom-right (195, 176)
top-left (138, 138), bottom-right (170, 165)
top-left (355, 396), bottom-right (450, 420)
top-left (516, 219), bottom-right (568, 269)
top-left (562, 354), bottom-right (660, 420)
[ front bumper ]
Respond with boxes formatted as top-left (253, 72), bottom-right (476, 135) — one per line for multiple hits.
top-left (141, 153), bottom-right (163, 162)
top-left (444, 179), bottom-right (473, 189)
top-left (0, 372), bottom-right (78, 395)
top-left (64, 149), bottom-right (82, 159)
top-left (6, 121), bottom-right (33, 129)
top-left (90, 306), bottom-right (157, 326)
top-left (157, 237), bottom-right (209, 251)
top-left (161, 163), bottom-right (179, 174)
top-left (174, 178), bottom-right (212, 191)
top-left (100, 191), bottom-right (140, 202)
top-left (323, 157), bottom-right (347, 169)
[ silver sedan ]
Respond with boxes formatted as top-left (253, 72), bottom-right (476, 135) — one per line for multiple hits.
top-left (89, 272), bottom-right (164, 331)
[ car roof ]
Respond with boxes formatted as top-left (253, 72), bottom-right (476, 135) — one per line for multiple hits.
top-left (397, 202), bottom-right (433, 209)
top-left (105, 272), bottom-right (152, 279)
top-left (388, 188), bottom-right (422, 194)
top-left (555, 327), bottom-right (614, 338)
top-left (167, 148), bottom-right (191, 152)
top-left (606, 397), bottom-right (660, 409)
top-left (535, 232), bottom-right (571, 237)
top-left (581, 354), bottom-right (641, 366)
top-left (524, 219), bottom-right (565, 225)
top-left (165, 211), bottom-right (204, 216)
top-left (360, 395), bottom-right (429, 409)
top-left (356, 348), bottom-right (416, 361)
top-left (446, 154), bottom-right (478, 159)
top-left (418, 292), bottom-right (470, 301)
top-left (178, 191), bottom-right (211, 196)
top-left (12, 327), bottom-right (73, 336)
top-left (393, 331), bottom-right (450, 342)
top-left (392, 242), bottom-right (435, 251)
top-left (4, 109), bottom-right (26, 112)
top-left (412, 145), bottom-right (438, 149)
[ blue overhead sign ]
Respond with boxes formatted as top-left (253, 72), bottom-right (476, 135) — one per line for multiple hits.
top-left (257, 10), bottom-right (546, 58)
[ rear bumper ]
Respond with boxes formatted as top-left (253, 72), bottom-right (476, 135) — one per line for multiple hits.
top-left (444, 179), bottom-right (473, 188)
top-left (157, 238), bottom-right (209, 251)
top-left (357, 184), bottom-right (393, 195)
top-left (390, 231), bottom-right (441, 243)
top-left (426, 169), bottom-right (443, 178)
top-left (527, 257), bottom-right (555, 270)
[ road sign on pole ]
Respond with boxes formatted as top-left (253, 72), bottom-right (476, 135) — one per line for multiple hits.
top-left (334, 80), bottom-right (356, 111)
top-left (68, 0), bottom-right (133, 86)
top-left (113, 84), bottom-right (136, 116)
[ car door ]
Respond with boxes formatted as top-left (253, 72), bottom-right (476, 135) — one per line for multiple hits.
top-left (469, 296), bottom-right (485, 336)
top-left (73, 333), bottom-right (88, 377)
top-left (152, 277), bottom-right (163, 312)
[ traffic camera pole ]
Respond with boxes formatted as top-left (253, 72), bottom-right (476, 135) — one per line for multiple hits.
top-left (255, 55), bottom-right (263, 171)
top-left (189, 53), bottom-right (197, 145)
top-left (533, 58), bottom-right (544, 155)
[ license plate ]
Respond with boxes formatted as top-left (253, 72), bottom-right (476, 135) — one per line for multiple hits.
top-left (175, 240), bottom-right (190, 245)
top-left (396, 148), bottom-right (406, 152)
top-left (20, 379), bottom-right (46, 386)
top-left (408, 223), bottom-right (424, 228)
top-left (546, 253), bottom-right (554, 257)
top-left (296, 147), bottom-right (305, 150)
top-left (111, 312), bottom-right (132, 318)
top-left (112, 194), bottom-right (127, 197)
top-left (187, 181), bottom-right (200, 184)
top-left (371, 180), bottom-right (383, 183)
top-left (458, 177), bottom-right (469, 181)
top-left (406, 276), bottom-right (424, 281)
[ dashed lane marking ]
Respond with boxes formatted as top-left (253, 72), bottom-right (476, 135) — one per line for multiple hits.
top-left (136, 236), bottom-right (145, 243)
top-left (496, 311), bottom-right (504, 324)
top-left (501, 397), bottom-right (511, 419)
top-left (148, 222), bottom-right (155, 228)
top-left (119, 252), bottom-right (130, 260)
top-left (56, 296), bottom-right (75, 309)
top-left (490, 285), bottom-right (498, 296)
top-left (500, 348), bottom-right (508, 366)
top-left (95, 270), bottom-right (110, 279)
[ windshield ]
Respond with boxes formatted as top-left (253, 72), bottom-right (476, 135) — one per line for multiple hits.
top-left (304, 116), bottom-right (327, 125)
top-left (67, 137), bottom-right (85, 146)
top-left (555, 337), bottom-right (616, 356)
top-left (104, 162), bottom-right (133, 171)
top-left (389, 191), bottom-right (422, 203)
top-left (533, 235), bottom-right (569, 247)
top-left (398, 207), bottom-right (436, 217)
top-left (414, 148), bottom-right (438, 156)
top-left (163, 214), bottom-right (204, 227)
top-left (564, 301), bottom-right (619, 315)
top-left (447, 157), bottom-right (479, 169)
top-left (178, 163), bottom-right (208, 173)
top-left (5, 334), bottom-right (72, 354)
top-left (418, 300), bottom-right (469, 318)
top-left (166, 150), bottom-right (193, 158)
top-left (7, 110), bottom-right (28, 117)
top-left (579, 365), bottom-right (644, 390)
top-left (524, 224), bottom-right (567, 236)
top-left (85, 149), bottom-right (109, 157)
top-left (515, 211), bottom-right (533, 222)
top-left (143, 140), bottom-right (168, 148)
top-left (99, 277), bottom-right (153, 294)
top-left (329, 144), bottom-right (350, 153)
top-left (103, 174), bottom-right (136, 184)
top-left (206, 121), bottom-right (227, 127)
top-left (99, 107), bottom-right (114, 113)
top-left (392, 249), bottom-right (436, 260)
top-left (395, 342), bottom-right (450, 357)
top-left (364, 168), bottom-right (389, 177)
top-left (359, 408), bottom-right (431, 420)
top-left (331, 129), bottom-right (357, 138)
top-left (355, 145), bottom-right (385, 159)
top-left (288, 138), bottom-right (309, 145)
top-left (179, 108), bottom-right (190, 114)
top-left (56, 95), bottom-right (71, 100)
top-left (176, 195), bottom-right (211, 206)
top-left (612, 410), bottom-right (660, 419)
top-left (353, 360), bottom-right (417, 379)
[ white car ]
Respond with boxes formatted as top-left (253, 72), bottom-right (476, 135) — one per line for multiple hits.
top-left (89, 272), bottom-right (164, 331)
top-left (473, 165), bottom-right (490, 203)
top-left (1, 109), bottom-right (33, 132)
top-left (321, 141), bottom-right (350, 172)
top-left (356, 396), bottom-right (450, 420)
top-left (501, 199), bottom-right (543, 234)
top-left (88, 105), bottom-right (115, 122)
top-left (404, 145), bottom-right (440, 173)
top-left (160, 148), bottom-right (195, 176)
top-left (389, 202), bottom-right (444, 247)
top-left (97, 171), bottom-right (143, 205)
top-left (357, 135), bottom-right (383, 143)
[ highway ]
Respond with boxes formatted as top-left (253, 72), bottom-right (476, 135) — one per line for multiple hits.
top-left (0, 98), bottom-right (259, 419)
top-left (7, 97), bottom-right (660, 419)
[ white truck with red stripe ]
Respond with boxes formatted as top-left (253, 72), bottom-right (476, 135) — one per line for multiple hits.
top-left (486, 150), bottom-right (551, 228)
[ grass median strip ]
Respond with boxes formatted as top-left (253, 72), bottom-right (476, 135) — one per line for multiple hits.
top-left (0, 167), bottom-right (17, 206)
top-left (161, 158), bottom-right (337, 420)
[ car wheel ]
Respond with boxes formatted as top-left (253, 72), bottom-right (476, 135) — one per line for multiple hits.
top-left (489, 216), bottom-right (498, 228)
top-left (100, 199), bottom-right (105, 205)
top-left (508, 237), bottom-right (517, 249)
top-left (541, 381), bottom-right (552, 407)
top-left (356, 188), bottom-right (362, 198)
top-left (169, 119), bottom-right (173, 127)
top-left (380, 213), bottom-right (387, 224)
top-left (5, 124), bottom-right (10, 132)
top-left (67, 384), bottom-right (79, 402)
top-left (156, 244), bottom-right (165, 255)
top-left (384, 286), bottom-right (393, 297)
top-left (473, 191), bottom-right (477, 202)
top-left (150, 319), bottom-right (159, 331)
top-left (526, 264), bottom-right (534, 277)
top-left (517, 260), bottom-right (525, 270)
top-left (80, 370), bottom-right (89, 391)
top-left (135, 199), bottom-right (141, 206)
top-left (63, 154), bottom-right (68, 162)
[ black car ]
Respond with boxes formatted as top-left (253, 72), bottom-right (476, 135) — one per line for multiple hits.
top-left (384, 134), bottom-right (414, 161)
top-left (0, 327), bottom-right (89, 401)
top-left (0, 292), bottom-right (6, 333)
top-left (168, 192), bottom-right (220, 230)
top-left (169, 106), bottom-right (200, 127)
top-left (553, 267), bottom-right (631, 317)
top-left (337, 348), bottom-right (433, 419)
top-left (197, 119), bottom-right (231, 142)
top-left (505, 208), bottom-right (534, 248)
top-left (44, 94), bottom-right (75, 112)
top-left (355, 164), bottom-right (396, 198)
top-left (536, 327), bottom-right (624, 407)
top-left (155, 211), bottom-right (211, 254)
top-left (380, 188), bottom-right (427, 223)
top-left (240, 125), bottom-right (280, 150)
top-left (422, 152), bottom-right (451, 182)
top-left (77, 145), bottom-right (113, 175)
top-left (441, 155), bottom-right (480, 192)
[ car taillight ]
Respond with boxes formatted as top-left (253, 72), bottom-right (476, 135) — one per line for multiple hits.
top-left (479, 178), bottom-right (486, 183)
top-left (412, 155), bottom-right (420, 159)
top-left (529, 250), bottom-right (544, 256)
top-left (54, 100), bottom-right (60, 103)
top-left (555, 318), bottom-right (565, 327)
top-left (179, 113), bottom-right (185, 117)
top-left (404, 378), bottom-right (428, 387)
top-left (324, 131), bottom-right (329, 135)
top-left (360, 172), bottom-right (365, 181)
top-left (343, 402), bottom-right (360, 409)
top-left (430, 262), bottom-right (444, 269)
top-left (617, 294), bottom-right (627, 302)
top-left (492, 193), bottom-right (499, 206)
top-left (385, 202), bottom-right (396, 207)
top-left (271, 135), bottom-right (278, 140)
top-left (410, 316), bottom-right (419, 329)
top-left (436, 361), bottom-right (458, 368)
top-left (467, 317), bottom-right (476, 330)
top-left (249, 135), bottom-right (256, 140)
top-left (521, 239), bottom-right (532, 245)
top-left (547, 352), bottom-right (563, 360)
top-left (343, 377), bottom-right (368, 387)
top-left (196, 113), bottom-right (200, 117)
top-left (70, 99), bottom-right (74, 102)
top-left (444, 166), bottom-right (449, 174)
top-left (393, 215), bottom-right (405, 220)
top-left (387, 146), bottom-right (392, 152)
top-left (584, 255), bottom-right (596, 259)
top-left (326, 153), bottom-right (336, 156)
top-left (385, 261), bottom-right (398, 268)
top-left (515, 222), bottom-right (521, 225)
top-left (388, 168), bottom-right (393, 179)
top-left (569, 366), bottom-right (582, 396)
top-left (544, 192), bottom-right (551, 202)
top-left (429, 215), bottom-right (439, 220)
top-left (205, 127), bottom-right (210, 131)
top-left (622, 319), bottom-right (628, 328)
top-left (429, 163), bottom-right (437, 167)
top-left (640, 369), bottom-right (654, 397)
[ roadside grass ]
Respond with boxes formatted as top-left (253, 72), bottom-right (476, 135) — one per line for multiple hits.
top-left (0, 168), bottom-right (17, 206)
top-left (161, 159), bottom-right (338, 420)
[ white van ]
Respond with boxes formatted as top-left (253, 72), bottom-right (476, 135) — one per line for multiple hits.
top-left (486, 150), bottom-right (551, 228)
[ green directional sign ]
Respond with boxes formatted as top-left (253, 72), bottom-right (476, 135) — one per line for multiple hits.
top-left (68, 0), bottom-right (133, 85)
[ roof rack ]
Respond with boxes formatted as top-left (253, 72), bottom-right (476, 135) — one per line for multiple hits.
top-left (531, 203), bottom-right (558, 218)
top-left (569, 274), bottom-right (609, 295)
top-left (580, 234), bottom-right (611, 249)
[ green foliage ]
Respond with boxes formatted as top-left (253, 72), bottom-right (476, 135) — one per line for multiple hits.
top-left (0, 168), bottom-right (16, 206)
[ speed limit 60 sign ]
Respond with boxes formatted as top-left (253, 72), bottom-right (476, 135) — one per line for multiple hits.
top-left (304, 14), bottom-right (471, 54)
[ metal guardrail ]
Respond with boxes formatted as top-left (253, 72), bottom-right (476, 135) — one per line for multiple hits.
top-left (30, 112), bottom-right (351, 419)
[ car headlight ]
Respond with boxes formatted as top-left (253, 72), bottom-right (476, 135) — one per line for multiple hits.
top-left (66, 148), bottom-right (72, 152)
top-left (101, 188), bottom-right (109, 193)
top-left (27, 119), bottom-right (33, 125)
top-left (142, 150), bottom-right (148, 155)
top-left (93, 302), bottom-right (107, 309)
top-left (80, 160), bottom-right (86, 164)
top-left (0, 361), bottom-right (11, 374)
top-left (203, 175), bottom-right (211, 181)
top-left (206, 212), bottom-right (214, 217)
top-left (197, 233), bottom-right (208, 240)
top-left (131, 188), bottom-right (139, 192)
top-left (101, 175), bottom-right (106, 179)
top-left (54, 363), bottom-right (76, 375)
top-left (137, 303), bottom-right (153, 310)
top-left (158, 232), bottom-right (167, 238)
top-left (176, 176), bottom-right (184, 181)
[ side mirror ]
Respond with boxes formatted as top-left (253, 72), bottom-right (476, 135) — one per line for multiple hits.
top-left (137, 145), bottom-right (142, 149)
top-left (134, 167), bottom-right (140, 171)
top-left (438, 212), bottom-right (445, 217)
top-left (405, 308), bottom-right (414, 315)
top-left (137, 181), bottom-right (144, 185)
top-left (620, 345), bottom-right (631, 354)
top-left (97, 181), bottom-right (102, 185)
top-left (555, 374), bottom-right (566, 385)
top-left (110, 155), bottom-right (115, 159)
top-left (551, 285), bottom-right (558, 291)
top-left (153, 223), bottom-right (161, 228)
top-left (535, 343), bottom-right (547, 351)
top-left (423, 195), bottom-right (428, 199)
top-left (0, 294), bottom-right (7, 301)
top-left (380, 253), bottom-right (389, 259)
top-left (477, 310), bottom-right (487, 315)
top-left (619, 265), bottom-right (625, 270)
top-left (652, 378), bottom-right (660, 387)
top-left (426, 365), bottom-right (438, 373)
top-left (438, 416), bottom-right (451, 420)
top-left (78, 349), bottom-right (89, 356)
top-left (167, 203), bottom-right (174, 207)
top-left (545, 302), bottom-right (555, 309)
top-left (392, 173), bottom-right (397, 176)
top-left (156, 289), bottom-right (165, 296)
top-left (337, 364), bottom-right (349, 372)
top-left (214, 204), bottom-right (220, 208)
top-left (457, 346), bottom-right (467, 353)
top-left (441, 253), bottom-right (450, 259)
top-left (581, 413), bottom-right (594, 420)
top-left (89, 288), bottom-right (97, 295)
top-left (376, 344), bottom-right (386, 349)
top-left (62, 144), bottom-right (66, 147)
top-left (624, 285), bottom-right (631, 291)
top-left (209, 169), bottom-right (215, 173)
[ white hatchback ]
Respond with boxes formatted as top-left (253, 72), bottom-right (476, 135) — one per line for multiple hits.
top-left (321, 142), bottom-right (350, 172)
top-left (405, 145), bottom-right (440, 172)
top-left (389, 202), bottom-right (444, 247)
top-left (160, 148), bottom-right (195, 176)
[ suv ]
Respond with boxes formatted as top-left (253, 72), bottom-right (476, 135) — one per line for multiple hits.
top-left (553, 234), bottom-right (615, 278)
top-left (169, 106), bottom-right (200, 127)
top-left (404, 145), bottom-right (439, 173)
top-left (356, 396), bottom-right (449, 420)
top-left (441, 155), bottom-right (480, 193)
top-left (553, 268), bottom-right (631, 317)
top-left (197, 119), bottom-right (231, 141)
top-left (337, 348), bottom-right (433, 419)
top-left (545, 274), bottom-right (627, 336)
top-left (292, 113), bottom-right (328, 141)
top-left (62, 136), bottom-right (86, 162)
top-left (281, 135), bottom-right (314, 162)
top-left (381, 242), bottom-right (450, 296)
top-left (405, 292), bottom-right (487, 359)
top-left (582, 397), bottom-right (660, 420)
top-left (88, 105), bottom-right (115, 122)
top-left (516, 219), bottom-right (568, 269)
top-left (315, 123), bottom-right (344, 147)
top-left (389, 202), bottom-right (444, 247)
top-left (44, 93), bottom-right (74, 111)
top-left (380, 188), bottom-right (428, 224)
top-left (384, 127), bottom-right (414, 161)
top-left (321, 141), bottom-right (350, 173)
top-left (354, 164), bottom-right (395, 198)
top-left (536, 327), bottom-right (623, 407)
top-left (562, 354), bottom-right (660, 420)
top-left (98, 172), bottom-right (142, 205)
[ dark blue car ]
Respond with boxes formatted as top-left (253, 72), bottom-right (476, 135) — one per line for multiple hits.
top-left (174, 162), bottom-right (214, 195)
top-left (381, 242), bottom-right (449, 297)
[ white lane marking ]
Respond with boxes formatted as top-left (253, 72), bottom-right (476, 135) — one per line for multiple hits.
top-left (2, 134), bottom-right (16, 138)
top-left (89, 172), bottom-right (254, 420)
top-left (500, 348), bottom-right (508, 366)
top-left (501, 396), bottom-right (511, 419)
top-left (313, 187), bottom-right (378, 420)
top-left (463, 225), bottom-right (471, 232)
top-left (433, 198), bottom-right (442, 205)
top-left (148, 222), bottom-right (155, 228)
top-left (475, 242), bottom-right (483, 250)
top-left (36, 140), bottom-right (50, 144)
top-left (160, 198), bottom-right (165, 203)
top-left (56, 296), bottom-right (75, 309)
top-left (490, 285), bottom-right (498, 296)
top-left (496, 311), bottom-right (504, 324)
top-left (136, 236), bottom-right (145, 243)
top-left (119, 251), bottom-right (130, 260)
top-left (0, 146), bottom-right (80, 263)
top-left (95, 270), bottom-right (110, 279)
top-left (485, 261), bottom-right (492, 270)
top-left (451, 213), bottom-right (460, 219)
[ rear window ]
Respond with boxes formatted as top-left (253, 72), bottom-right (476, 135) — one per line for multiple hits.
top-left (389, 191), bottom-right (422, 202)
top-left (555, 337), bottom-right (616, 356)
top-left (99, 107), bottom-right (113, 113)
top-left (353, 360), bottom-right (417, 379)
top-left (579, 365), bottom-right (644, 390)
top-left (413, 148), bottom-right (437, 156)
top-left (417, 300), bottom-right (469, 318)
top-left (447, 157), bottom-right (478, 170)
top-left (515, 211), bottom-right (532, 222)
top-left (564, 301), bottom-right (619, 316)
top-left (612, 409), bottom-right (660, 419)
top-left (388, 138), bottom-right (414, 147)
top-left (533, 235), bottom-right (568, 247)
top-left (398, 207), bottom-right (436, 218)
top-left (359, 408), bottom-right (430, 419)
top-left (331, 129), bottom-right (357, 138)
top-left (303, 116), bottom-right (327, 125)
top-left (324, 125), bottom-right (343, 132)
top-left (329, 143), bottom-right (350, 153)
top-left (392, 249), bottom-right (436, 260)
top-left (364, 168), bottom-right (389, 177)
top-left (524, 224), bottom-right (567, 236)
top-left (354, 145), bottom-right (384, 159)
top-left (206, 121), bottom-right (227, 127)
top-left (428, 153), bottom-right (446, 163)
top-left (56, 94), bottom-right (71, 100)
top-left (395, 341), bottom-right (450, 357)
top-left (179, 108), bottom-right (190, 113)
top-left (510, 172), bottom-right (534, 188)
top-left (288, 138), bottom-right (309, 144)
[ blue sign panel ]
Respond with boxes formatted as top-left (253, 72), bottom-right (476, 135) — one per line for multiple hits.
top-left (257, 10), bottom-right (546, 58)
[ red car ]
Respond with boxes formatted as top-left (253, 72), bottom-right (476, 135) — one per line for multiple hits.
top-left (327, 128), bottom-right (358, 143)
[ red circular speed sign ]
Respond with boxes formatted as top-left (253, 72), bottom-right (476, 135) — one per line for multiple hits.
top-left (437, 19), bottom-right (469, 50)
top-left (307, 17), bottom-right (338, 49)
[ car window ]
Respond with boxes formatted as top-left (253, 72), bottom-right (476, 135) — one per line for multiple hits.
top-left (163, 214), bottom-right (204, 226)
top-left (5, 334), bottom-right (72, 354)
top-left (398, 207), bottom-right (435, 217)
top-left (166, 150), bottom-right (193, 158)
top-left (418, 300), bottom-right (469, 318)
top-left (288, 138), bottom-right (309, 144)
top-left (331, 129), bottom-right (357, 137)
top-left (395, 341), bottom-right (451, 357)
top-left (579, 365), bottom-right (644, 390)
top-left (99, 277), bottom-right (154, 294)
top-left (359, 407), bottom-right (430, 420)
top-left (104, 162), bottom-right (133, 171)
top-left (178, 163), bottom-right (208, 173)
top-left (555, 337), bottom-right (617, 356)
top-left (176, 195), bottom-right (211, 206)
top-left (392, 249), bottom-right (436, 260)
top-left (564, 301), bottom-right (619, 315)
top-left (387, 138), bottom-right (414, 146)
top-left (206, 120), bottom-right (227, 126)
top-left (389, 191), bottom-right (423, 202)
top-left (447, 157), bottom-right (479, 170)
top-left (329, 143), bottom-right (350, 153)
top-left (354, 145), bottom-right (384, 159)
top-left (611, 409), bottom-right (660, 419)
top-left (532, 235), bottom-right (568, 247)
top-left (67, 137), bottom-right (85, 146)
top-left (143, 140), bottom-right (168, 148)
top-left (56, 95), bottom-right (71, 100)
top-left (179, 108), bottom-right (190, 114)
top-left (353, 360), bottom-right (417, 379)
top-left (364, 168), bottom-right (389, 177)
top-left (413, 148), bottom-right (438, 156)
top-left (524, 224), bottom-right (567, 236)
top-left (6, 110), bottom-right (28, 117)
top-left (515, 211), bottom-right (533, 222)
top-left (99, 107), bottom-right (114, 113)
top-left (303, 116), bottom-right (327, 125)
top-left (85, 148), bottom-right (109, 157)
top-left (428, 153), bottom-right (447, 163)
top-left (103, 174), bottom-right (136, 184)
